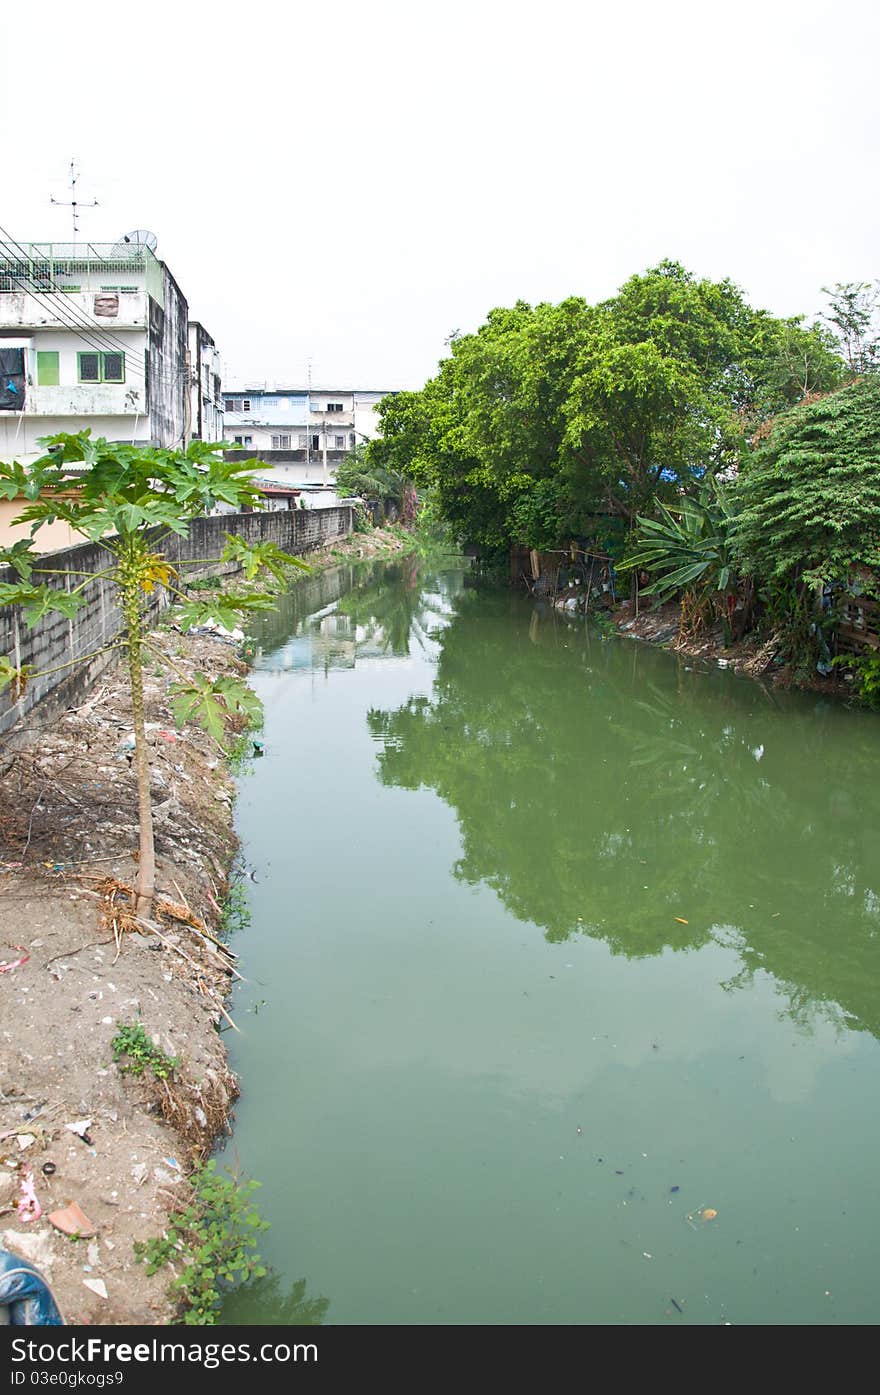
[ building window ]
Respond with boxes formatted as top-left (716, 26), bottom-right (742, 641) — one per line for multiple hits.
top-left (77, 351), bottom-right (125, 384)
top-left (242, 398), bottom-right (252, 412)
top-left (298, 434), bottom-right (308, 447)
top-left (335, 435), bottom-right (344, 449)
top-left (326, 401), bottom-right (343, 412)
top-left (349, 433), bottom-right (356, 448)
top-left (36, 351), bottom-right (59, 386)
top-left (226, 397), bottom-right (242, 412)
top-left (271, 434), bottom-right (291, 449)
top-left (311, 434), bottom-right (320, 451)
top-left (234, 435), bottom-right (253, 446)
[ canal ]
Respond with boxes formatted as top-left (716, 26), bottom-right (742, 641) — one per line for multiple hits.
top-left (219, 556), bottom-right (880, 1326)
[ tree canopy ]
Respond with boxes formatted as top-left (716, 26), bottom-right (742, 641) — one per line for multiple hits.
top-left (367, 261), bottom-right (845, 550)
top-left (733, 375), bottom-right (880, 586)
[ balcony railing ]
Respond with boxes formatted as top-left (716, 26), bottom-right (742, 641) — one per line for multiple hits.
top-left (0, 243), bottom-right (163, 301)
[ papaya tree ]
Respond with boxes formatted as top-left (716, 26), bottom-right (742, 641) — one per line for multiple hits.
top-left (0, 431), bottom-right (307, 916)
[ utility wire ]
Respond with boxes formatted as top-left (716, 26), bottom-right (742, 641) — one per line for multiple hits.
top-left (0, 227), bottom-right (151, 380)
top-left (0, 225), bottom-right (149, 364)
top-left (0, 249), bottom-right (191, 393)
top-left (0, 263), bottom-right (147, 382)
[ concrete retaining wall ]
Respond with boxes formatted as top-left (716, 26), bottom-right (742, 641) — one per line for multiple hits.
top-left (0, 506), bottom-right (353, 736)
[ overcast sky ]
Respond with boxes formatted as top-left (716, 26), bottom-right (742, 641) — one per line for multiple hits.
top-left (3, 0), bottom-right (878, 392)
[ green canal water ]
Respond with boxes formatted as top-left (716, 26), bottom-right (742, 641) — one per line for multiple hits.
top-left (218, 557), bottom-right (880, 1326)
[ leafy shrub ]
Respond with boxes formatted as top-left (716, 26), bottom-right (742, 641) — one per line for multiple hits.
top-left (112, 1022), bottom-right (179, 1080)
top-left (733, 377), bottom-right (880, 588)
top-left (136, 1161), bottom-right (268, 1324)
top-left (833, 649), bottom-right (880, 707)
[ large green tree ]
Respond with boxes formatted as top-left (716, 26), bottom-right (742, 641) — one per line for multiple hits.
top-left (368, 261), bottom-right (844, 548)
top-left (733, 375), bottom-right (880, 587)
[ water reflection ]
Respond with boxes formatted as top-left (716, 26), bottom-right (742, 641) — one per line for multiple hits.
top-left (253, 557), bottom-right (459, 673)
top-left (222, 1269), bottom-right (330, 1325)
top-left (367, 585), bottom-right (880, 1038)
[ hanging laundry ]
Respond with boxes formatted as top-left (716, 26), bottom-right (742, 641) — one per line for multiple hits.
top-left (0, 348), bottom-right (25, 411)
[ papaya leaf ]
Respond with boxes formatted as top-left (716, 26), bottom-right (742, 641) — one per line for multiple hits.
top-left (0, 539), bottom-right (37, 581)
top-left (175, 594), bottom-right (276, 634)
top-left (169, 672), bottom-right (263, 745)
top-left (0, 582), bottom-right (84, 628)
top-left (219, 534), bottom-right (310, 584)
top-left (0, 654), bottom-right (29, 699)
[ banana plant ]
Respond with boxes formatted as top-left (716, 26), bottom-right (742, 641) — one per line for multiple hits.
top-left (0, 431), bottom-right (307, 915)
top-left (620, 484), bottom-right (738, 640)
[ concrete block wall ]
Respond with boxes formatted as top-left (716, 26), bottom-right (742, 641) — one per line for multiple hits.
top-left (0, 506), bottom-right (353, 737)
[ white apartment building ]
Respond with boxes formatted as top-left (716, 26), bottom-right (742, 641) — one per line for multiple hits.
top-left (0, 240), bottom-right (222, 464)
top-left (222, 385), bottom-right (395, 491)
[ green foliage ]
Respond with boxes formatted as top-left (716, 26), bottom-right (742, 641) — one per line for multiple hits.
top-left (111, 1022), bottom-right (179, 1080)
top-left (733, 376), bottom-right (880, 587)
top-left (758, 581), bottom-right (836, 678)
top-left (833, 649), bottom-right (880, 707)
top-left (336, 442), bottom-right (414, 519)
top-left (175, 592), bottom-right (278, 635)
top-left (0, 538), bottom-right (38, 580)
top-left (135, 1160), bottom-right (268, 1325)
top-left (0, 581), bottom-right (83, 628)
top-left (620, 486), bottom-right (736, 602)
top-left (218, 534), bottom-right (309, 585)
top-left (170, 672), bottom-right (263, 745)
top-left (367, 261), bottom-right (846, 548)
top-left (821, 281), bottom-right (880, 375)
top-left (0, 654), bottom-right (28, 697)
top-left (507, 478), bottom-right (568, 551)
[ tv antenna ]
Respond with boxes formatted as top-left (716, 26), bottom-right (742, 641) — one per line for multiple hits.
top-left (50, 159), bottom-right (98, 240)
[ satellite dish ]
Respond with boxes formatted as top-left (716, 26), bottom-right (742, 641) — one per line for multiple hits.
top-left (114, 229), bottom-right (158, 252)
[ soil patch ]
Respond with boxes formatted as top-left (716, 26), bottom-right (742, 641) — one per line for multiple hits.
top-left (0, 524), bottom-right (409, 1324)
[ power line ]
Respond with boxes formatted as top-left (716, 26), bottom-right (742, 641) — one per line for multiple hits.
top-left (0, 239), bottom-right (193, 393)
top-left (0, 226), bottom-right (147, 378)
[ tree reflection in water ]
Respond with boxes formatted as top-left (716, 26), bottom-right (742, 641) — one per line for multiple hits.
top-left (366, 582), bottom-right (880, 1039)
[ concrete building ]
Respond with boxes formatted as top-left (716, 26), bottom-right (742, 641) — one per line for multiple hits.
top-left (222, 386), bottom-right (394, 495)
top-left (0, 241), bottom-right (218, 464)
top-left (187, 321), bottom-right (224, 444)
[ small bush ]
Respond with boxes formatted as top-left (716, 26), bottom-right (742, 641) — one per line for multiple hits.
top-left (112, 1022), bottom-right (179, 1080)
top-left (136, 1160), bottom-right (268, 1324)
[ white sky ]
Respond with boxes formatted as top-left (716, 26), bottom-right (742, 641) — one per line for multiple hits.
top-left (3, 0), bottom-right (878, 391)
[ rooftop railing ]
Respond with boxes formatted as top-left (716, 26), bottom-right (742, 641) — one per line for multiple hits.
top-left (0, 243), bottom-right (162, 299)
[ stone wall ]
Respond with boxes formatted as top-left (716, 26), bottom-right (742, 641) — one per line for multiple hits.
top-left (0, 506), bottom-right (353, 736)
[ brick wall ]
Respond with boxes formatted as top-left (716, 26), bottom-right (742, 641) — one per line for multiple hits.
top-left (0, 506), bottom-right (353, 736)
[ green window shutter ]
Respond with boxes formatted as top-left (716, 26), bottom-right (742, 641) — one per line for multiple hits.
top-left (36, 351), bottom-right (59, 386)
top-left (102, 351), bottom-right (125, 383)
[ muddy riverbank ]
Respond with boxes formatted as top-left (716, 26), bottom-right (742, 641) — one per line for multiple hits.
top-left (0, 525), bottom-right (409, 1325)
top-left (549, 583), bottom-right (853, 699)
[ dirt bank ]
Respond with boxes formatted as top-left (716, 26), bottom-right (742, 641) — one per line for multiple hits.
top-left (607, 596), bottom-right (852, 698)
top-left (0, 525), bottom-right (409, 1325)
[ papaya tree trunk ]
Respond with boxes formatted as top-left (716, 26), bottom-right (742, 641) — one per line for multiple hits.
top-left (121, 550), bottom-right (155, 917)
